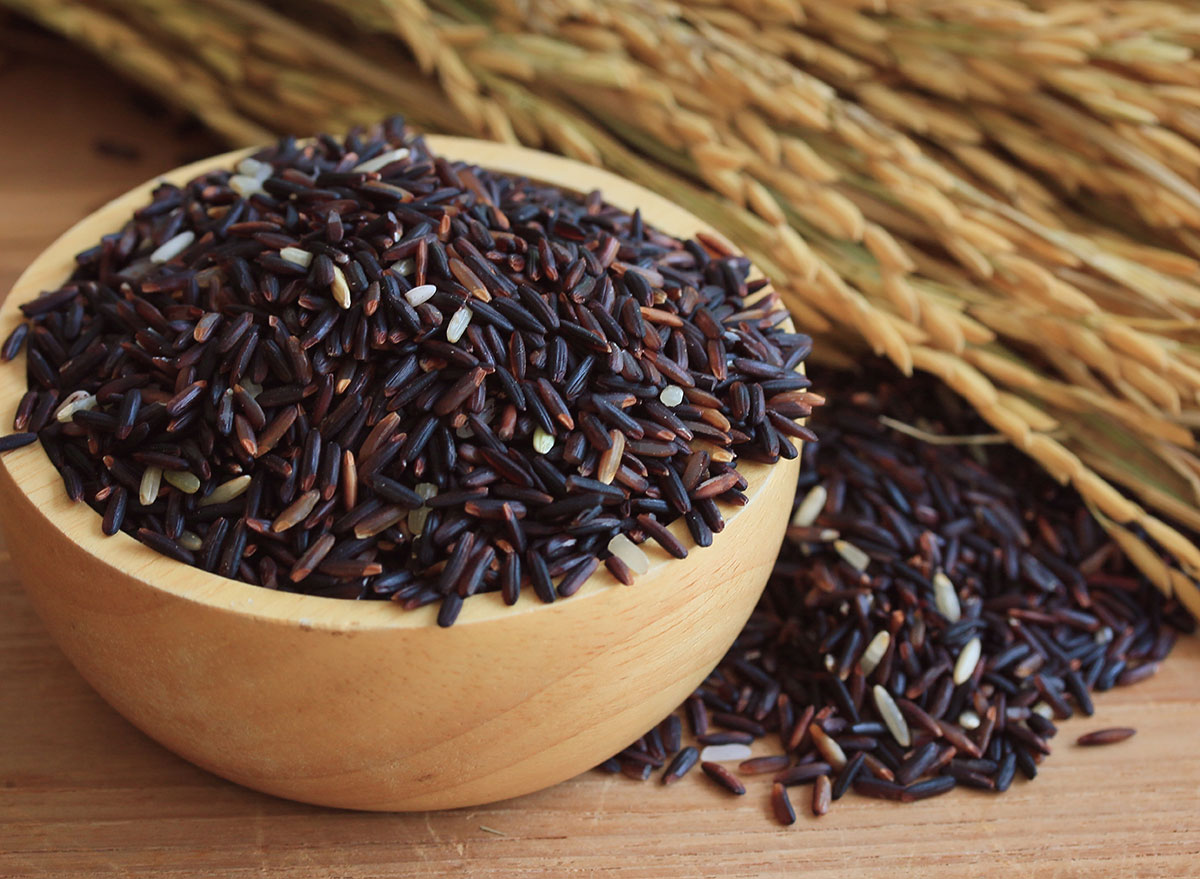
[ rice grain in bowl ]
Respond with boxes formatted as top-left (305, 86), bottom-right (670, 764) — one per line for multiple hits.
top-left (0, 126), bottom-right (808, 809)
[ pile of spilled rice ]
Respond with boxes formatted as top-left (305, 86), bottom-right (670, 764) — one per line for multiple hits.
top-left (0, 121), bottom-right (1192, 823)
top-left (604, 369), bottom-right (1191, 821)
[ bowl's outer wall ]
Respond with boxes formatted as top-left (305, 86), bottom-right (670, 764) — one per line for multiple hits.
top-left (0, 137), bottom-right (800, 810)
top-left (0, 443), bottom-right (795, 809)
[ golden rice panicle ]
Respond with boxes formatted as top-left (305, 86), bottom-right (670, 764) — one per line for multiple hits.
top-left (13, 0), bottom-right (1200, 614)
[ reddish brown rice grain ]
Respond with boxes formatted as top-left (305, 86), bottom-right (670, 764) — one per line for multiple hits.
top-left (1076, 727), bottom-right (1137, 746)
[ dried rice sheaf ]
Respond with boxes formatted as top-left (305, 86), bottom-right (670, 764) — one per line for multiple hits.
top-left (6, 0), bottom-right (1200, 613)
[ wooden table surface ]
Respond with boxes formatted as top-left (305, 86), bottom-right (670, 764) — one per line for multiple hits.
top-left (2, 29), bottom-right (1200, 879)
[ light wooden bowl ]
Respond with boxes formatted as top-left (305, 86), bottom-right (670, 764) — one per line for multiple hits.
top-left (0, 137), bottom-right (800, 811)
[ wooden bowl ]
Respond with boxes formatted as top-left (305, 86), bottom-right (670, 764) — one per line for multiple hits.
top-left (0, 137), bottom-right (800, 811)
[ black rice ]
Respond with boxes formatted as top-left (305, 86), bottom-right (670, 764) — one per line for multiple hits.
top-left (661, 746), bottom-right (699, 785)
top-left (812, 774), bottom-right (831, 816)
top-left (1, 119), bottom-right (811, 615)
top-left (1076, 727), bottom-right (1137, 746)
top-left (770, 781), bottom-right (796, 826)
top-left (601, 366), bottom-right (1192, 820)
top-left (0, 432), bottom-right (37, 452)
top-left (700, 761), bottom-right (746, 795)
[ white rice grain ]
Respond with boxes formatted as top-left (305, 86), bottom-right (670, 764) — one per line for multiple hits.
top-left (236, 157), bottom-right (272, 180)
top-left (279, 246), bottom-right (313, 268)
top-left (933, 570), bottom-right (962, 623)
top-left (199, 475), bottom-right (252, 507)
top-left (953, 637), bottom-right (982, 685)
top-left (446, 306), bottom-right (472, 343)
top-left (164, 470), bottom-right (201, 494)
top-left (607, 533), bottom-right (650, 576)
top-left (178, 530), bottom-right (204, 551)
top-left (139, 465), bottom-right (163, 507)
top-left (791, 484), bottom-right (827, 528)
top-left (532, 427), bottom-right (555, 454)
top-left (149, 231), bottom-right (195, 264)
top-left (407, 483), bottom-right (438, 536)
top-left (405, 284), bottom-right (437, 306)
top-left (353, 148), bottom-right (410, 173)
top-left (55, 390), bottom-right (97, 423)
top-left (331, 265), bottom-right (352, 309)
top-left (659, 385), bottom-right (685, 407)
top-left (699, 743), bottom-right (753, 762)
top-left (229, 174), bottom-right (265, 198)
top-left (873, 685), bottom-right (911, 748)
top-left (860, 630), bottom-right (890, 676)
top-left (834, 539), bottom-right (870, 571)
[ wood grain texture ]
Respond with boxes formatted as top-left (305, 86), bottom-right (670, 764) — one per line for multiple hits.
top-left (2, 35), bottom-right (1200, 879)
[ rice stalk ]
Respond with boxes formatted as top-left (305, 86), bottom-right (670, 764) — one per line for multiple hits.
top-left (6, 0), bottom-right (1200, 611)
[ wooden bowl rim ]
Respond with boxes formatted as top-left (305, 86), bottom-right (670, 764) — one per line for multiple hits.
top-left (0, 136), bottom-right (795, 631)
